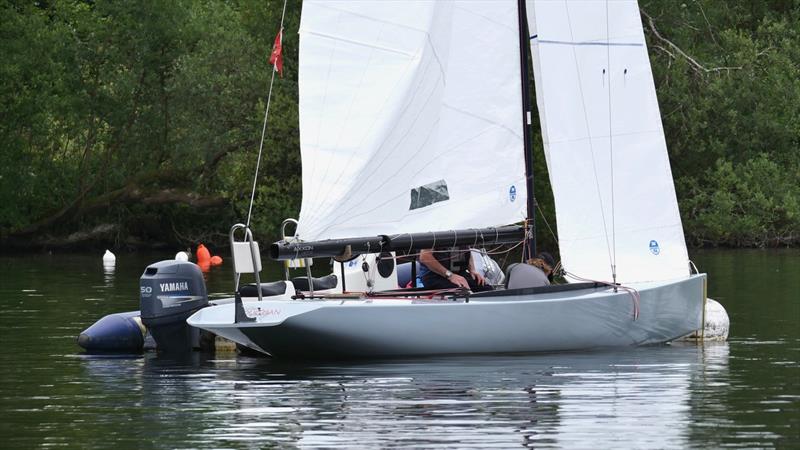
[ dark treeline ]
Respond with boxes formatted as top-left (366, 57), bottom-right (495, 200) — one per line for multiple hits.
top-left (1, 0), bottom-right (797, 251)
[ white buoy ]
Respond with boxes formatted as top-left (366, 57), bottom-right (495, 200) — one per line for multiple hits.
top-left (678, 297), bottom-right (730, 342)
top-left (702, 298), bottom-right (730, 341)
top-left (175, 251), bottom-right (189, 261)
top-left (102, 249), bottom-right (116, 263)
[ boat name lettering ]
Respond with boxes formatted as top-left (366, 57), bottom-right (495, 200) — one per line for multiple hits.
top-left (159, 281), bottom-right (189, 292)
top-left (245, 308), bottom-right (281, 317)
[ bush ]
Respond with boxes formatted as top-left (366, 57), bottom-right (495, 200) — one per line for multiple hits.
top-left (681, 154), bottom-right (799, 247)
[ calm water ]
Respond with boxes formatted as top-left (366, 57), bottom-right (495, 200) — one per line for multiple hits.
top-left (0, 250), bottom-right (797, 448)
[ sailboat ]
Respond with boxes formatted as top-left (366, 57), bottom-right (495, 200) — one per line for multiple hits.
top-left (187, 0), bottom-right (709, 359)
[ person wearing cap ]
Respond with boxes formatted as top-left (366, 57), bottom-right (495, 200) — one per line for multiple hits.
top-left (505, 252), bottom-right (556, 289)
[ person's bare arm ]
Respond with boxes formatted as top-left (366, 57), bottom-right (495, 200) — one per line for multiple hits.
top-left (419, 249), bottom-right (469, 289)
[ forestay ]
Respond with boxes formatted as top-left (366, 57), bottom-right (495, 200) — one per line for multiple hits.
top-left (296, 0), bottom-right (528, 241)
top-left (527, 0), bottom-right (689, 282)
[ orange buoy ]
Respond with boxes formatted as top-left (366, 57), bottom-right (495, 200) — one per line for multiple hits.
top-left (210, 255), bottom-right (223, 266)
top-left (197, 260), bottom-right (211, 273)
top-left (196, 244), bottom-right (211, 263)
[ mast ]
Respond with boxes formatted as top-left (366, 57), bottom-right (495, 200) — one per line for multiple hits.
top-left (517, 0), bottom-right (536, 260)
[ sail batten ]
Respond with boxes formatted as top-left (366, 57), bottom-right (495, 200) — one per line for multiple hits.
top-left (537, 39), bottom-right (644, 47)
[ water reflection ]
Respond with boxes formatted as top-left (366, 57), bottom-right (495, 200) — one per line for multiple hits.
top-left (102, 261), bottom-right (115, 285)
top-left (74, 345), bottom-right (731, 448)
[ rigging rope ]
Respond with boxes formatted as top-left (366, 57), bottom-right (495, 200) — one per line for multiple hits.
top-left (536, 202), bottom-right (558, 244)
top-left (245, 0), bottom-right (290, 229)
top-left (565, 270), bottom-right (640, 320)
top-left (605, 0), bottom-right (618, 288)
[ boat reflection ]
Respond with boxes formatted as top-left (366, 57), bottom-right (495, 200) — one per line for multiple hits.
top-left (78, 344), bottom-right (730, 448)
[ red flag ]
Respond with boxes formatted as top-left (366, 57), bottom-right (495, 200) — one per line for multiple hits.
top-left (268, 29), bottom-right (283, 77)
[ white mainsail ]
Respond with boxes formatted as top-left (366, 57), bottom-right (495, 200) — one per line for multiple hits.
top-left (527, 0), bottom-right (689, 283)
top-left (296, 0), bottom-right (528, 241)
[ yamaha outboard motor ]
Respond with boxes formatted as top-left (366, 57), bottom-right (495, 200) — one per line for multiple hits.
top-left (140, 260), bottom-right (208, 353)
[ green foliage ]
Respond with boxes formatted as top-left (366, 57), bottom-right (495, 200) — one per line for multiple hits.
top-left (641, 0), bottom-right (799, 247)
top-left (682, 154), bottom-right (799, 246)
top-left (0, 0), bottom-right (301, 246)
top-left (0, 0), bottom-right (797, 248)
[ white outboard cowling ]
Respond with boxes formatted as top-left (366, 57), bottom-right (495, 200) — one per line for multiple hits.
top-left (140, 260), bottom-right (208, 353)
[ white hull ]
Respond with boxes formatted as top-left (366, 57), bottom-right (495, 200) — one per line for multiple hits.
top-left (187, 274), bottom-right (706, 359)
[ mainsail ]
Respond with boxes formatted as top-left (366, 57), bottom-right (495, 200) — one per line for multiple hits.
top-left (527, 0), bottom-right (689, 283)
top-left (296, 0), bottom-right (528, 241)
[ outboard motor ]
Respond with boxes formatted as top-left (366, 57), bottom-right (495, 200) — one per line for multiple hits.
top-left (140, 260), bottom-right (208, 353)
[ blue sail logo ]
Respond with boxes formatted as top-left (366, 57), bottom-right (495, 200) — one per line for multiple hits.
top-left (649, 240), bottom-right (660, 255)
top-left (509, 185), bottom-right (517, 202)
